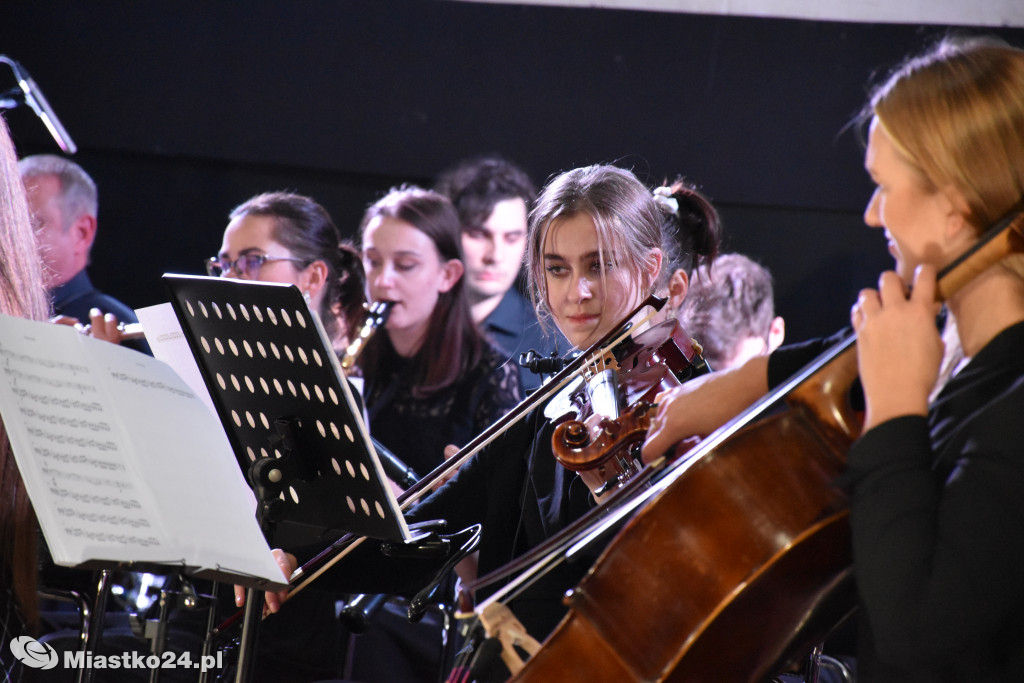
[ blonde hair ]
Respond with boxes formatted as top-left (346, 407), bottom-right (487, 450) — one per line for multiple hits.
top-left (527, 165), bottom-right (663, 332)
top-left (0, 114), bottom-right (49, 633)
top-left (869, 36), bottom-right (1024, 278)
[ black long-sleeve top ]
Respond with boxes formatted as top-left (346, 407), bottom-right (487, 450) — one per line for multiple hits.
top-left (318, 400), bottom-right (599, 640)
top-left (769, 321), bottom-right (1024, 682)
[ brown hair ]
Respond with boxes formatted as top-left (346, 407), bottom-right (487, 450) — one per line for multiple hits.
top-left (527, 165), bottom-right (720, 339)
top-left (357, 186), bottom-right (483, 397)
top-left (653, 178), bottom-right (721, 288)
top-left (528, 166), bottom-right (662, 334)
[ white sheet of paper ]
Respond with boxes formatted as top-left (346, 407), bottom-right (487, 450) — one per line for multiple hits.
top-left (0, 315), bottom-right (285, 589)
top-left (136, 302), bottom-right (257, 514)
top-left (135, 302), bottom-right (216, 414)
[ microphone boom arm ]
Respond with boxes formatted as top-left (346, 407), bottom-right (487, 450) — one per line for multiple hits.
top-left (0, 55), bottom-right (77, 154)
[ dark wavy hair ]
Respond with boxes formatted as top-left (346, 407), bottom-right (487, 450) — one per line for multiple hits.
top-left (434, 156), bottom-right (536, 230)
top-left (357, 186), bottom-right (484, 397)
top-left (229, 192), bottom-right (366, 346)
top-left (653, 178), bottom-right (722, 285)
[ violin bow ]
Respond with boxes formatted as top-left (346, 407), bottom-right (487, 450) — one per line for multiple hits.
top-left (283, 295), bottom-right (670, 596)
top-left (471, 199), bottom-right (1024, 614)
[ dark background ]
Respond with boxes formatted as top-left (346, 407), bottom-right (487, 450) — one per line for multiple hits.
top-left (3, 1), bottom-right (1022, 342)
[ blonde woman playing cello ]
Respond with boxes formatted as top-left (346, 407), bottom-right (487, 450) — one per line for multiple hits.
top-left (643, 36), bottom-right (1024, 682)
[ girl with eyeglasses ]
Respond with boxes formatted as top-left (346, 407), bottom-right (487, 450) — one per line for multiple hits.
top-left (211, 191), bottom-right (366, 355)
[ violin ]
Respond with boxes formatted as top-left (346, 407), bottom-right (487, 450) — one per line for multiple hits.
top-left (229, 294), bottom-right (676, 615)
top-left (550, 317), bottom-right (711, 496)
top-left (469, 202), bottom-right (1024, 682)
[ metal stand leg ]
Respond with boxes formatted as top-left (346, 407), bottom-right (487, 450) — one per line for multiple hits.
top-left (127, 573), bottom-right (217, 683)
top-left (198, 583), bottom-right (220, 683)
top-left (233, 588), bottom-right (264, 683)
top-left (36, 586), bottom-right (92, 683)
top-left (436, 600), bottom-right (456, 683)
top-left (799, 642), bottom-right (856, 683)
top-left (144, 584), bottom-right (174, 683)
top-left (80, 570), bottom-right (114, 683)
top-left (804, 642), bottom-right (824, 683)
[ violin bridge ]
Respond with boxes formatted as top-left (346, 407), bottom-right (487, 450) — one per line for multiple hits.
top-left (582, 350), bottom-right (619, 379)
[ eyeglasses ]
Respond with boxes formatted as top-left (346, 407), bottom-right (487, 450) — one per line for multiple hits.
top-left (205, 254), bottom-right (306, 278)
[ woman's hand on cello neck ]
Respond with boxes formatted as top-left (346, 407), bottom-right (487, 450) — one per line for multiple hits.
top-left (641, 354), bottom-right (771, 464)
top-left (851, 265), bottom-right (942, 432)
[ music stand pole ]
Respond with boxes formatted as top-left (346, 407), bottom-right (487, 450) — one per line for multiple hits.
top-left (161, 275), bottom-right (413, 681)
top-left (233, 588), bottom-right (264, 683)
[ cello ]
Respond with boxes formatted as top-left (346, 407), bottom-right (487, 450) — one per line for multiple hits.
top-left (468, 203), bottom-right (1024, 682)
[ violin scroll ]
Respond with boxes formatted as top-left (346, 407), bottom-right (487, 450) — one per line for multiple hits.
top-left (549, 316), bottom-right (711, 495)
top-left (552, 400), bottom-right (655, 495)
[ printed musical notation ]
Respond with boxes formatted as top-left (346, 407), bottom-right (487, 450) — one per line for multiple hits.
top-left (11, 386), bottom-right (103, 412)
top-left (0, 324), bottom-right (168, 558)
top-left (0, 313), bottom-right (286, 588)
top-left (108, 370), bottom-right (196, 399)
top-left (0, 346), bottom-right (89, 374)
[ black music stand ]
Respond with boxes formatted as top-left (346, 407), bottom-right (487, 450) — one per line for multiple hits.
top-left (163, 275), bottom-right (417, 683)
top-left (161, 274), bottom-right (409, 548)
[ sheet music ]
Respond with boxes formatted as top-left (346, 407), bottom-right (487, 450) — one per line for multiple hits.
top-left (136, 302), bottom-right (258, 515)
top-left (0, 315), bottom-right (286, 589)
top-left (135, 302), bottom-right (216, 414)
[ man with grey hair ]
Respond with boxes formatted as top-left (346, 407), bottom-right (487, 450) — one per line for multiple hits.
top-left (18, 154), bottom-right (139, 329)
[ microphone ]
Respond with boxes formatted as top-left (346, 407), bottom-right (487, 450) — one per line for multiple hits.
top-left (1, 57), bottom-right (77, 154)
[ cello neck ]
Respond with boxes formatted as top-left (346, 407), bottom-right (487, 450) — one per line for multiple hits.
top-left (935, 201), bottom-right (1024, 301)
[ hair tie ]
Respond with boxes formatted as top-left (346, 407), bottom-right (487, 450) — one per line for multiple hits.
top-left (653, 186), bottom-right (679, 215)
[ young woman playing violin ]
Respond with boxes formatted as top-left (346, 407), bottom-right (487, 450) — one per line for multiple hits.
top-left (643, 36), bottom-right (1024, 682)
top-left (256, 164), bottom-right (720, 676)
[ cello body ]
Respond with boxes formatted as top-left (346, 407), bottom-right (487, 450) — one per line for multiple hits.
top-left (512, 346), bottom-right (861, 682)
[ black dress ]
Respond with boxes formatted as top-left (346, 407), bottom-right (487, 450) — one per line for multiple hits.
top-left (318, 397), bottom-right (602, 646)
top-left (343, 335), bottom-right (526, 681)
top-left (363, 335), bottom-right (522, 478)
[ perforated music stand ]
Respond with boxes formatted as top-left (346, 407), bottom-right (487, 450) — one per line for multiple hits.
top-left (161, 274), bottom-right (409, 549)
